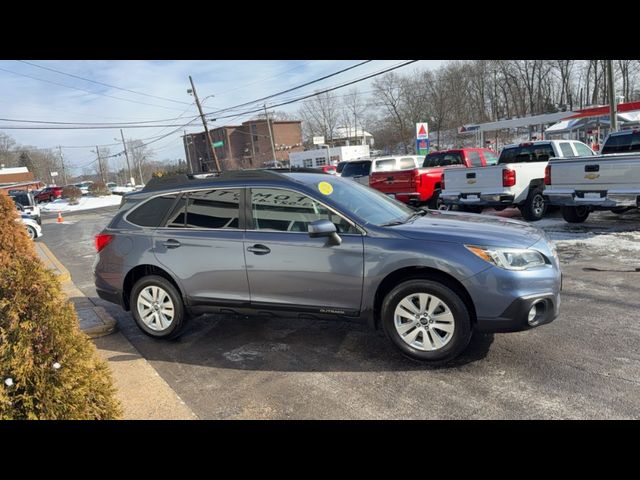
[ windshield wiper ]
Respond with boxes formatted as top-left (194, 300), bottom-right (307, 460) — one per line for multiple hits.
top-left (380, 209), bottom-right (427, 227)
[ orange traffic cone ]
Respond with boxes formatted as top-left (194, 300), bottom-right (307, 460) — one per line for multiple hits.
top-left (57, 211), bottom-right (64, 223)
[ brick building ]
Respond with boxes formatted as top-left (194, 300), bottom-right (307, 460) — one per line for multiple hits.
top-left (0, 166), bottom-right (43, 193)
top-left (184, 119), bottom-right (303, 172)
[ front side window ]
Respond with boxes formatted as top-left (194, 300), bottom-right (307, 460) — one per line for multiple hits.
top-left (127, 194), bottom-right (178, 227)
top-left (250, 188), bottom-right (358, 234)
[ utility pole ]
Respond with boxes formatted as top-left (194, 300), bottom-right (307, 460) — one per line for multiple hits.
top-left (264, 104), bottom-right (277, 162)
top-left (96, 146), bottom-right (105, 183)
top-left (138, 154), bottom-right (145, 185)
top-left (58, 146), bottom-right (67, 186)
top-left (184, 130), bottom-right (194, 173)
top-left (120, 129), bottom-right (133, 185)
top-left (607, 60), bottom-right (618, 133)
top-left (189, 75), bottom-right (221, 173)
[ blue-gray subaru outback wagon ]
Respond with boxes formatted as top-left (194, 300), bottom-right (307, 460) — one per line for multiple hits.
top-left (94, 169), bottom-right (561, 364)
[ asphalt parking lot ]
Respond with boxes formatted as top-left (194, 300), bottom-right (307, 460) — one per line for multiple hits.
top-left (41, 206), bottom-right (640, 419)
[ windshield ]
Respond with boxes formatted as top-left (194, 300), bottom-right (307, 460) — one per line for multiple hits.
top-left (11, 193), bottom-right (32, 206)
top-left (340, 161), bottom-right (371, 177)
top-left (288, 174), bottom-right (415, 226)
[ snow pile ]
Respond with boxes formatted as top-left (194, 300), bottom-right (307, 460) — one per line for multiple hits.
top-left (41, 195), bottom-right (122, 212)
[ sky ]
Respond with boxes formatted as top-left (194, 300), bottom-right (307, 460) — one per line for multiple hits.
top-left (0, 60), bottom-right (444, 176)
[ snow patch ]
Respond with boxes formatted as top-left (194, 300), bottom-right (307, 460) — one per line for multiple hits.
top-left (41, 195), bottom-right (122, 212)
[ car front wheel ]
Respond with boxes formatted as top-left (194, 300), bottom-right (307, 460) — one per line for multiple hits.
top-left (130, 275), bottom-right (187, 339)
top-left (381, 279), bottom-right (472, 364)
top-left (25, 225), bottom-right (36, 240)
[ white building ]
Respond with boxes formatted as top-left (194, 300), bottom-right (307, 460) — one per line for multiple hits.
top-left (331, 126), bottom-right (374, 146)
top-left (289, 145), bottom-right (370, 168)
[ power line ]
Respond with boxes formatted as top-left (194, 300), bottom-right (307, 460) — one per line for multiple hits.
top-left (0, 66), bottom-right (187, 112)
top-left (18, 60), bottom-right (192, 106)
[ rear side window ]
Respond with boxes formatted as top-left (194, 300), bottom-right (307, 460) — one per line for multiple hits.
top-left (466, 151), bottom-right (483, 167)
top-left (498, 144), bottom-right (554, 164)
top-left (341, 161), bottom-right (371, 177)
top-left (483, 151), bottom-right (498, 165)
top-left (559, 142), bottom-right (576, 157)
top-left (127, 195), bottom-right (178, 227)
top-left (423, 153), bottom-right (463, 167)
top-left (184, 189), bottom-right (241, 229)
top-left (399, 157), bottom-right (418, 169)
top-left (573, 142), bottom-right (594, 156)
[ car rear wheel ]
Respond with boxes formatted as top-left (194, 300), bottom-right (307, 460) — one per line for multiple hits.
top-left (428, 190), bottom-right (451, 211)
top-left (131, 275), bottom-right (187, 339)
top-left (520, 187), bottom-right (547, 221)
top-left (381, 279), bottom-right (472, 364)
top-left (562, 206), bottom-right (590, 223)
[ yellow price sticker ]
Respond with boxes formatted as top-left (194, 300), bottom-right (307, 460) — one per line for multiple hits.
top-left (318, 181), bottom-right (333, 195)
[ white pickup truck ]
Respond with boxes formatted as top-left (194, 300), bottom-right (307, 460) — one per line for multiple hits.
top-left (441, 140), bottom-right (595, 220)
top-left (543, 130), bottom-right (640, 223)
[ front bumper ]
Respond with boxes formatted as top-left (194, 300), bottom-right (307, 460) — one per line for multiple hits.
top-left (475, 292), bottom-right (559, 332)
top-left (545, 188), bottom-right (640, 208)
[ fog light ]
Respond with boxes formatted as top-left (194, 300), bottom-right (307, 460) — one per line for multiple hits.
top-left (527, 301), bottom-right (546, 326)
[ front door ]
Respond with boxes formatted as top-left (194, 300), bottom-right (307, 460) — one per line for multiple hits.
top-left (244, 187), bottom-right (364, 315)
top-left (153, 188), bottom-right (250, 306)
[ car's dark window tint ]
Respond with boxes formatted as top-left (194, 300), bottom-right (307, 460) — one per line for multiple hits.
top-left (423, 153), bottom-right (463, 167)
top-left (251, 188), bottom-right (358, 234)
top-left (184, 189), bottom-right (241, 229)
top-left (340, 161), bottom-right (371, 177)
top-left (127, 195), bottom-right (177, 227)
top-left (498, 144), bottom-right (554, 163)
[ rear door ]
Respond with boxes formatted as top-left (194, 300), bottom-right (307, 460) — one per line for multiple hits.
top-left (152, 188), bottom-right (250, 305)
top-left (244, 187), bottom-right (364, 314)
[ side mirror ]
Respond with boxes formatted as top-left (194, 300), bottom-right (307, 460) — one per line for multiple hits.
top-left (308, 219), bottom-right (342, 245)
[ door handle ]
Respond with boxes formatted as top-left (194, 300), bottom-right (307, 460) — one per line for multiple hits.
top-left (585, 164), bottom-right (600, 172)
top-left (247, 244), bottom-right (271, 255)
top-left (466, 172), bottom-right (476, 178)
top-left (162, 239), bottom-right (181, 249)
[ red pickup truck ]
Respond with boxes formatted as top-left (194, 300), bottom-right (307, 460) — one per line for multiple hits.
top-left (369, 148), bottom-right (498, 209)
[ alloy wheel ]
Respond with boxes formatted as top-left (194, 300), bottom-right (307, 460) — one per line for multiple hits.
top-left (394, 293), bottom-right (455, 351)
top-left (137, 285), bottom-right (175, 331)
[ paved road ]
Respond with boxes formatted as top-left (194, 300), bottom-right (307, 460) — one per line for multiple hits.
top-left (40, 205), bottom-right (640, 419)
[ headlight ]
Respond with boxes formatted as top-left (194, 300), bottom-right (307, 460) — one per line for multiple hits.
top-left (465, 245), bottom-right (547, 270)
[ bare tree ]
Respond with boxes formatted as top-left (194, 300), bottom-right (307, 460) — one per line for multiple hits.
top-left (370, 72), bottom-right (410, 153)
top-left (298, 91), bottom-right (341, 145)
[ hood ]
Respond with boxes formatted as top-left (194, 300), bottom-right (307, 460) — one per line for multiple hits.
top-left (391, 210), bottom-right (542, 248)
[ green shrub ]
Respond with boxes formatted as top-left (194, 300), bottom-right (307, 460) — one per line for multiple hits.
top-left (88, 181), bottom-right (110, 197)
top-left (0, 192), bottom-right (121, 419)
top-left (62, 186), bottom-right (82, 205)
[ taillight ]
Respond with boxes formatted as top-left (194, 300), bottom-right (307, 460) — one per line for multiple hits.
top-left (95, 233), bottom-right (114, 252)
top-left (502, 169), bottom-right (516, 187)
top-left (413, 170), bottom-right (422, 188)
top-left (544, 165), bottom-right (551, 185)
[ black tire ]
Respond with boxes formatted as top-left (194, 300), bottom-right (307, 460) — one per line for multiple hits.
top-left (562, 206), bottom-right (590, 223)
top-left (49, 195), bottom-right (54, 203)
top-left (381, 279), bottom-right (472, 364)
top-left (130, 275), bottom-right (187, 339)
top-left (25, 225), bottom-right (36, 240)
top-left (427, 190), bottom-right (451, 211)
top-left (519, 187), bottom-right (547, 221)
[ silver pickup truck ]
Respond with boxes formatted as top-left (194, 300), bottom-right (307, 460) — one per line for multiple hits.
top-left (544, 130), bottom-right (640, 223)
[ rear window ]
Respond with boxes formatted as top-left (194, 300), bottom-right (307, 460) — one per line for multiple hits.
top-left (11, 193), bottom-right (33, 206)
top-left (498, 144), bottom-right (554, 164)
top-left (399, 157), bottom-right (418, 169)
top-left (602, 132), bottom-right (640, 154)
top-left (573, 142), bottom-right (595, 156)
top-left (423, 152), bottom-right (463, 167)
top-left (559, 142), bottom-right (576, 157)
top-left (372, 159), bottom-right (396, 171)
top-left (336, 162), bottom-right (347, 173)
top-left (126, 194), bottom-right (178, 227)
top-left (341, 161), bottom-right (371, 177)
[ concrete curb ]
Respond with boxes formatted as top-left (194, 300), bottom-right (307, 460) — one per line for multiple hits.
top-left (84, 306), bottom-right (119, 338)
top-left (35, 242), bottom-right (71, 282)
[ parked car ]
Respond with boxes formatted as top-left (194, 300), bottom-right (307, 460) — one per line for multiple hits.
top-left (74, 181), bottom-right (93, 195)
top-left (10, 191), bottom-right (41, 225)
top-left (441, 140), bottom-right (595, 220)
top-left (340, 156), bottom-right (422, 185)
top-left (20, 214), bottom-right (43, 240)
top-left (34, 186), bottom-right (64, 203)
top-left (94, 170), bottom-right (561, 364)
top-left (106, 182), bottom-right (118, 192)
top-left (369, 148), bottom-right (498, 210)
top-left (544, 130), bottom-right (640, 222)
